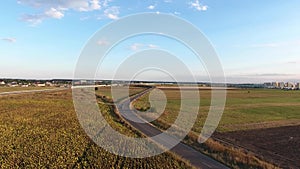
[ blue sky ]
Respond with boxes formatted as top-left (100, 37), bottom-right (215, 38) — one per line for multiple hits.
top-left (0, 0), bottom-right (300, 83)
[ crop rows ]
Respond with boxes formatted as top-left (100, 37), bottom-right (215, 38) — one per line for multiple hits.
top-left (0, 89), bottom-right (192, 168)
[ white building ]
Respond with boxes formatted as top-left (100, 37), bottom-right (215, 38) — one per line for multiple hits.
top-left (10, 82), bottom-right (18, 87)
top-left (295, 83), bottom-right (300, 89)
top-left (285, 82), bottom-right (294, 89)
top-left (277, 82), bottom-right (285, 88)
top-left (46, 82), bottom-right (53, 86)
top-left (36, 83), bottom-right (46, 87)
top-left (264, 82), bottom-right (273, 88)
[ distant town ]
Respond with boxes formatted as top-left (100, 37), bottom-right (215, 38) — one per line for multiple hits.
top-left (0, 79), bottom-right (72, 88)
top-left (0, 79), bottom-right (299, 90)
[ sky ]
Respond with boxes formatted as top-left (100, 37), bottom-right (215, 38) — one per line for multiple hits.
top-left (0, 0), bottom-right (300, 83)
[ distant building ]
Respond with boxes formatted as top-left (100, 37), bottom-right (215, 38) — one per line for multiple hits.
top-left (73, 81), bottom-right (81, 86)
top-left (271, 82), bottom-right (277, 88)
top-left (277, 82), bottom-right (285, 89)
top-left (21, 84), bottom-right (29, 87)
top-left (295, 83), bottom-right (300, 89)
top-left (285, 82), bottom-right (295, 89)
top-left (46, 82), bottom-right (53, 87)
top-left (80, 80), bottom-right (87, 85)
top-left (9, 82), bottom-right (18, 87)
top-left (264, 82), bottom-right (274, 88)
top-left (0, 81), bottom-right (5, 86)
top-left (36, 83), bottom-right (46, 87)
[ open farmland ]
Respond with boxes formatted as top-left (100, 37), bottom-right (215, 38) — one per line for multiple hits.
top-left (0, 87), bottom-right (56, 93)
top-left (95, 86), bottom-right (150, 102)
top-left (214, 125), bottom-right (300, 169)
top-left (133, 87), bottom-right (300, 168)
top-left (0, 89), bottom-right (193, 168)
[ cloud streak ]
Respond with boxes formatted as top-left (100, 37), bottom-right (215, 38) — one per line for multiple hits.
top-left (148, 5), bottom-right (156, 10)
top-left (250, 40), bottom-right (300, 48)
top-left (1, 38), bottom-right (17, 43)
top-left (130, 43), bottom-right (159, 51)
top-left (97, 39), bottom-right (110, 46)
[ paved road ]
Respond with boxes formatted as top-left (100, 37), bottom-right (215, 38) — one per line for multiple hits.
top-left (0, 88), bottom-right (68, 96)
top-left (116, 88), bottom-right (230, 169)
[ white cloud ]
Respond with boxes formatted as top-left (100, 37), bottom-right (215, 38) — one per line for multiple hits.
top-left (45, 8), bottom-right (64, 19)
top-left (18, 0), bottom-right (107, 24)
top-left (21, 14), bottom-right (44, 25)
top-left (18, 0), bottom-right (102, 12)
top-left (148, 44), bottom-right (159, 48)
top-left (102, 0), bottom-right (112, 7)
top-left (90, 0), bottom-right (101, 10)
top-left (104, 6), bottom-right (120, 20)
top-left (189, 0), bottom-right (208, 11)
top-left (1, 38), bottom-right (17, 43)
top-left (173, 11), bottom-right (181, 15)
top-left (130, 43), bottom-right (143, 51)
top-left (21, 8), bottom-right (64, 25)
top-left (148, 5), bottom-right (155, 10)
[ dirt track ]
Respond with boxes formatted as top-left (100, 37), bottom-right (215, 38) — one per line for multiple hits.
top-left (214, 125), bottom-right (300, 169)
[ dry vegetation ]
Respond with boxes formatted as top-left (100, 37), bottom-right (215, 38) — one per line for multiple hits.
top-left (0, 89), bottom-right (193, 168)
top-left (0, 87), bottom-right (56, 93)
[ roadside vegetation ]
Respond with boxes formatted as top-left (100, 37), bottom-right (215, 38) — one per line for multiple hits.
top-left (0, 89), bottom-right (193, 168)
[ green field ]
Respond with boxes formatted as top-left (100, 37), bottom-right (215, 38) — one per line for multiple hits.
top-left (133, 88), bottom-right (300, 132)
top-left (0, 89), bottom-right (192, 168)
top-left (132, 87), bottom-right (300, 168)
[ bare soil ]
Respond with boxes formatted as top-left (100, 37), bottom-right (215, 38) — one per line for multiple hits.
top-left (213, 125), bottom-right (300, 169)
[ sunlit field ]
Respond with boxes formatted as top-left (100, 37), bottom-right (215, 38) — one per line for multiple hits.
top-left (133, 87), bottom-right (300, 168)
top-left (133, 88), bottom-right (300, 132)
top-left (0, 89), bottom-right (192, 168)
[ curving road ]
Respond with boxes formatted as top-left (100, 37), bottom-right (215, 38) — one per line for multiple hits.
top-left (116, 87), bottom-right (229, 169)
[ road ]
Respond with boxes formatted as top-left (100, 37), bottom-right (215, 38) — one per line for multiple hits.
top-left (0, 88), bottom-right (68, 96)
top-left (116, 87), bottom-right (230, 169)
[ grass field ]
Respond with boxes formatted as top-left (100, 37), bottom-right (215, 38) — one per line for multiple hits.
top-left (0, 89), bottom-right (192, 168)
top-left (133, 88), bottom-right (300, 132)
top-left (133, 87), bottom-right (300, 168)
